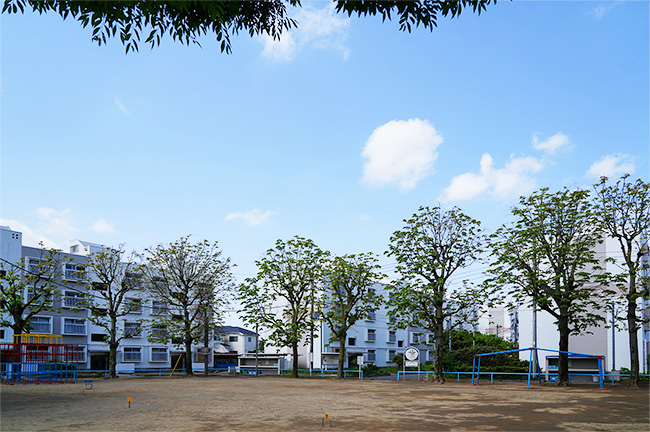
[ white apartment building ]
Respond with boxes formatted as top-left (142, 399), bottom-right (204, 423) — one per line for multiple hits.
top-left (486, 236), bottom-right (649, 374)
top-left (0, 226), bottom-right (221, 372)
top-left (289, 282), bottom-right (476, 370)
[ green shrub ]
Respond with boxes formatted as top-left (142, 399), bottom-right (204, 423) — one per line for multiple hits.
top-left (362, 363), bottom-right (381, 376)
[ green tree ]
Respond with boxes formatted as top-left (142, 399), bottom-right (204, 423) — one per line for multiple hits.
top-left (144, 236), bottom-right (235, 376)
top-left (0, 248), bottom-right (69, 335)
top-left (2, 0), bottom-right (497, 53)
top-left (594, 175), bottom-right (650, 388)
top-left (238, 236), bottom-right (328, 378)
top-left (83, 246), bottom-right (143, 378)
top-left (386, 206), bottom-right (486, 383)
top-left (443, 330), bottom-right (527, 372)
top-left (486, 187), bottom-right (610, 386)
top-left (321, 253), bottom-right (384, 379)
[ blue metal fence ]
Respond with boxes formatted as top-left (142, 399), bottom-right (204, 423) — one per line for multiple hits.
top-left (1, 362), bottom-right (78, 384)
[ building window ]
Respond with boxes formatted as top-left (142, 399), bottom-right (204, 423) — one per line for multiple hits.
top-left (388, 350), bottom-right (396, 361)
top-left (63, 318), bottom-right (86, 334)
top-left (26, 345), bottom-right (50, 362)
top-left (367, 350), bottom-right (376, 363)
top-left (123, 347), bottom-right (142, 362)
top-left (152, 300), bottom-right (168, 315)
top-left (348, 337), bottom-right (356, 346)
top-left (91, 333), bottom-right (107, 342)
top-left (229, 336), bottom-right (238, 342)
top-left (427, 334), bottom-right (435, 345)
top-left (30, 316), bottom-right (52, 333)
top-left (248, 337), bottom-right (252, 342)
top-left (150, 325), bottom-right (168, 340)
top-left (367, 329), bottom-right (376, 342)
top-left (151, 347), bottom-right (168, 362)
top-left (124, 322), bottom-right (142, 338)
top-left (27, 258), bottom-right (44, 275)
top-left (0, 329), bottom-right (5, 340)
top-left (366, 310), bottom-right (376, 321)
top-left (70, 346), bottom-right (86, 362)
top-left (63, 291), bottom-right (85, 308)
top-left (70, 245), bottom-right (79, 253)
top-left (26, 287), bottom-right (52, 303)
top-left (412, 333), bottom-right (421, 344)
top-left (124, 298), bottom-right (142, 314)
top-left (64, 263), bottom-right (85, 281)
top-left (427, 350), bottom-right (434, 362)
top-left (397, 340), bottom-right (404, 348)
top-left (91, 282), bottom-right (108, 291)
top-left (388, 330), bottom-right (396, 343)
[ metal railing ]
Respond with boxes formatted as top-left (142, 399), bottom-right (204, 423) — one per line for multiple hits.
top-left (396, 370), bottom-right (650, 384)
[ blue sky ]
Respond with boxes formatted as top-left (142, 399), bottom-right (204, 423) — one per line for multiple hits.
top-left (1, 1), bottom-right (648, 322)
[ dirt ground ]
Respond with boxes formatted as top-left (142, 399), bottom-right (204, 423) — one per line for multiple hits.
top-left (1, 375), bottom-right (648, 431)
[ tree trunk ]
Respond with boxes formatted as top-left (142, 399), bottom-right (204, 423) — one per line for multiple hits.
top-left (292, 343), bottom-right (299, 378)
top-left (337, 331), bottom-right (347, 379)
top-left (627, 295), bottom-right (640, 388)
top-left (109, 315), bottom-right (118, 378)
top-left (557, 315), bottom-right (570, 386)
top-left (433, 312), bottom-right (445, 383)
top-left (185, 338), bottom-right (193, 376)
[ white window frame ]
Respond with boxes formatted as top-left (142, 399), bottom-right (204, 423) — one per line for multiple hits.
top-left (388, 350), bottom-right (396, 362)
top-left (70, 345), bottom-right (86, 363)
top-left (388, 330), bottom-right (396, 343)
top-left (150, 347), bottom-right (169, 363)
top-left (63, 263), bottom-right (85, 281)
top-left (63, 290), bottom-right (85, 308)
top-left (26, 257), bottom-right (44, 275)
top-left (30, 316), bottom-right (52, 334)
top-left (150, 325), bottom-right (168, 340)
top-left (124, 298), bottom-right (142, 314)
top-left (62, 317), bottom-right (86, 335)
top-left (124, 322), bottom-right (142, 338)
top-left (152, 300), bottom-right (168, 315)
top-left (366, 329), bottom-right (376, 342)
top-left (367, 349), bottom-right (376, 363)
top-left (26, 344), bottom-right (51, 362)
top-left (123, 347), bottom-right (142, 363)
top-left (366, 310), bottom-right (376, 321)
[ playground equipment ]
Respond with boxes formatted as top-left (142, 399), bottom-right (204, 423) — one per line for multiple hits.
top-left (1, 334), bottom-right (80, 384)
top-left (471, 347), bottom-right (605, 388)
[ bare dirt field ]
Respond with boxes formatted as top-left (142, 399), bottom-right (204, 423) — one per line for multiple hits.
top-left (1, 375), bottom-right (648, 431)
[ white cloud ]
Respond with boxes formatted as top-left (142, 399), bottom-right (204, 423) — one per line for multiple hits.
top-left (260, 33), bottom-right (297, 62)
top-left (0, 218), bottom-right (61, 249)
top-left (532, 132), bottom-right (571, 154)
top-left (586, 153), bottom-right (635, 178)
top-left (225, 209), bottom-right (275, 227)
top-left (89, 218), bottom-right (116, 234)
top-left (114, 97), bottom-right (130, 114)
top-left (35, 207), bottom-right (79, 237)
top-left (588, 2), bottom-right (619, 19)
top-left (260, 4), bottom-right (350, 62)
top-left (361, 118), bottom-right (443, 192)
top-left (440, 153), bottom-right (544, 202)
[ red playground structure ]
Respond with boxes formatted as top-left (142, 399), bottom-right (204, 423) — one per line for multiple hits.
top-left (1, 334), bottom-right (80, 384)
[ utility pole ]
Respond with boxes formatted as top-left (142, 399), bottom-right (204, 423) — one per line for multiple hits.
top-left (612, 302), bottom-right (616, 371)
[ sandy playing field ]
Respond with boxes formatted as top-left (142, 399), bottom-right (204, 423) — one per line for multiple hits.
top-left (1, 375), bottom-right (648, 431)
